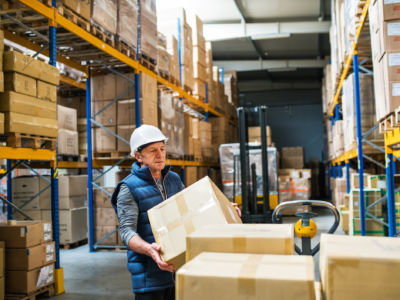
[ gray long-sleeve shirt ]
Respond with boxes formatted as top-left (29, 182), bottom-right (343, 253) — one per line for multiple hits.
top-left (116, 178), bottom-right (168, 246)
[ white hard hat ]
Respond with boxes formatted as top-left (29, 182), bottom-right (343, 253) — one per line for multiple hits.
top-left (130, 125), bottom-right (168, 156)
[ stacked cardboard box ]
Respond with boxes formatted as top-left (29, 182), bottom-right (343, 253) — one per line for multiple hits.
top-left (0, 30), bottom-right (3, 93)
top-left (177, 252), bottom-right (315, 300)
top-left (0, 112), bottom-right (4, 134)
top-left (210, 117), bottom-right (230, 146)
top-left (166, 35), bottom-right (180, 84)
top-left (321, 62), bottom-right (334, 115)
top-left (77, 118), bottom-right (87, 155)
top-left (139, 0), bottom-right (157, 62)
top-left (281, 147), bottom-right (304, 169)
top-left (148, 177), bottom-right (242, 269)
top-left (369, 1), bottom-right (400, 120)
top-left (180, 11), bottom-right (194, 91)
top-left (158, 90), bottom-right (184, 158)
top-left (183, 114), bottom-right (194, 157)
top-left (278, 169), bottom-right (312, 215)
top-left (205, 42), bottom-right (216, 107)
top-left (224, 71), bottom-right (240, 107)
top-left (1, 51), bottom-right (59, 138)
top-left (58, 105), bottom-right (79, 156)
top-left (199, 121), bottom-right (213, 160)
top-left (332, 120), bottom-right (344, 157)
top-left (191, 118), bottom-right (202, 160)
top-left (247, 126), bottom-right (272, 145)
top-left (13, 175), bottom-right (88, 244)
top-left (320, 234), bottom-right (400, 299)
top-left (117, 0), bottom-right (137, 50)
top-left (157, 33), bottom-right (170, 77)
top-left (91, 0), bottom-right (117, 35)
top-left (58, 0), bottom-right (91, 21)
top-left (0, 221), bottom-right (55, 294)
top-left (342, 73), bottom-right (381, 152)
top-left (188, 14), bottom-right (206, 99)
top-left (93, 188), bottom-right (120, 245)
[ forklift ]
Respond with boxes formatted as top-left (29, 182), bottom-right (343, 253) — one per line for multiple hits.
top-left (236, 106), bottom-right (340, 255)
top-left (236, 106), bottom-right (276, 223)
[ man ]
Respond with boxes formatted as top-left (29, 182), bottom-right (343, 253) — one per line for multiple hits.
top-left (111, 125), bottom-right (241, 300)
top-left (111, 125), bottom-right (181, 300)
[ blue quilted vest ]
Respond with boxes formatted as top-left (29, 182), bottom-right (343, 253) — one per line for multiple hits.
top-left (111, 161), bottom-right (183, 293)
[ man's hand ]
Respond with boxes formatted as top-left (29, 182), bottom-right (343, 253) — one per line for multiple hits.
top-left (148, 243), bottom-right (174, 273)
top-left (232, 202), bottom-right (242, 217)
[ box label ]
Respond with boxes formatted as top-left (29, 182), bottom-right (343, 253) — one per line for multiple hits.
top-left (36, 264), bottom-right (54, 288)
top-left (378, 180), bottom-right (387, 189)
top-left (392, 83), bottom-right (400, 96)
top-left (20, 227), bottom-right (25, 237)
top-left (46, 244), bottom-right (54, 262)
top-left (43, 223), bottom-right (52, 241)
top-left (389, 53), bottom-right (400, 66)
top-left (388, 23), bottom-right (400, 36)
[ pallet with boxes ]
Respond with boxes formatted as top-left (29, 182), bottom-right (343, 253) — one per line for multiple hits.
top-left (0, 221), bottom-right (56, 298)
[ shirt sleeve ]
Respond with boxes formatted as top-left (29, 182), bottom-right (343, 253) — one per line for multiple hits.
top-left (116, 183), bottom-right (139, 246)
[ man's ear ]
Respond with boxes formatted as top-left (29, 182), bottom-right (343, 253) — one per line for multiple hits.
top-left (134, 151), bottom-right (142, 163)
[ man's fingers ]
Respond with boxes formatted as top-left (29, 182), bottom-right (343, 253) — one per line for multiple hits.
top-left (151, 243), bottom-right (161, 251)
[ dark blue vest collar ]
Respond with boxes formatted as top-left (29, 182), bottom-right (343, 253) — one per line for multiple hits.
top-left (131, 161), bottom-right (170, 182)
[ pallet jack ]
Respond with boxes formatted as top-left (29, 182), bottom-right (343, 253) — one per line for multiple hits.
top-left (272, 200), bottom-right (340, 255)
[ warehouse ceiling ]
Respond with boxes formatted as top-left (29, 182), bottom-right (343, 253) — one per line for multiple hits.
top-left (157, 0), bottom-right (331, 96)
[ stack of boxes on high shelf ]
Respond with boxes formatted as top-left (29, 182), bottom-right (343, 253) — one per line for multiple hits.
top-left (0, 221), bottom-right (55, 296)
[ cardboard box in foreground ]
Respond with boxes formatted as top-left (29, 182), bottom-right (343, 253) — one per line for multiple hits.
top-left (176, 252), bottom-right (315, 300)
top-left (320, 234), bottom-right (400, 300)
top-left (148, 176), bottom-right (242, 270)
top-left (186, 224), bottom-right (294, 261)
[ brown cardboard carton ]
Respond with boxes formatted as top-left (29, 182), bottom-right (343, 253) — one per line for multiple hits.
top-left (58, 175), bottom-right (88, 209)
top-left (14, 210), bottom-right (43, 221)
top-left (58, 129), bottom-right (79, 156)
top-left (91, 0), bottom-right (117, 34)
top-left (93, 188), bottom-right (114, 208)
top-left (140, 73), bottom-right (157, 102)
top-left (93, 126), bottom-right (117, 152)
top-left (92, 100), bottom-right (117, 126)
top-left (4, 72), bottom-right (36, 97)
top-left (0, 71), bottom-right (4, 93)
top-left (0, 276), bottom-right (3, 300)
top-left (0, 30), bottom-right (4, 52)
top-left (6, 241), bottom-right (55, 271)
top-left (186, 224), bottom-right (295, 261)
top-left (94, 208), bottom-right (118, 227)
top-left (42, 208), bottom-right (87, 244)
top-left (0, 221), bottom-right (52, 248)
top-left (248, 126), bottom-right (271, 145)
top-left (58, 96), bottom-right (86, 117)
top-left (0, 241), bottom-right (4, 277)
top-left (61, 0), bottom-right (91, 20)
top-left (3, 51), bottom-right (59, 85)
top-left (380, 1), bottom-right (400, 21)
top-left (115, 73), bottom-right (135, 100)
top-left (94, 226), bottom-right (117, 245)
top-left (91, 74), bottom-right (116, 101)
top-left (148, 176), bottom-right (242, 269)
top-left (320, 234), bottom-right (400, 300)
top-left (193, 62), bottom-right (207, 81)
top-left (0, 91), bottom-right (57, 119)
top-left (6, 263), bottom-right (54, 294)
top-left (184, 166), bottom-right (197, 186)
top-left (192, 46), bottom-right (206, 66)
top-left (4, 112), bottom-right (58, 137)
top-left (117, 125), bottom-right (135, 152)
top-left (115, 169), bottom-right (130, 184)
top-left (141, 99), bottom-right (158, 127)
top-left (117, 0), bottom-right (137, 48)
top-left (37, 80), bottom-right (57, 102)
top-left (0, 112), bottom-right (4, 134)
top-left (12, 176), bottom-right (51, 210)
top-left (193, 79), bottom-right (206, 99)
top-left (117, 99), bottom-right (135, 125)
top-left (176, 252), bottom-right (315, 300)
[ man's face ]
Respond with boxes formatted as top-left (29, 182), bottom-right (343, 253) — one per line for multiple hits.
top-left (135, 142), bottom-right (166, 172)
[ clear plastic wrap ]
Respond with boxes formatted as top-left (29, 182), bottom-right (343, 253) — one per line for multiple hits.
top-left (219, 143), bottom-right (278, 200)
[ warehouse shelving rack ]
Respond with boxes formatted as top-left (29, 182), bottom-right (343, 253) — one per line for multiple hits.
top-left (328, 0), bottom-right (397, 237)
top-left (0, 0), bottom-right (225, 268)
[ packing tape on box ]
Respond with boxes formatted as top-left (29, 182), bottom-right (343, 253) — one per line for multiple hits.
top-left (232, 236), bottom-right (247, 253)
top-left (237, 255), bottom-right (263, 296)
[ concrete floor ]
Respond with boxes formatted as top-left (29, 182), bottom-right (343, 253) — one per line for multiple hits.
top-left (49, 207), bottom-right (344, 299)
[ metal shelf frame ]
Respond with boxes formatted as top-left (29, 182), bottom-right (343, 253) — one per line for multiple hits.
top-left (327, 0), bottom-right (397, 236)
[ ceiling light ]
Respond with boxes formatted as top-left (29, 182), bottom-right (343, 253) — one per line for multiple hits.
top-left (251, 33), bottom-right (291, 40)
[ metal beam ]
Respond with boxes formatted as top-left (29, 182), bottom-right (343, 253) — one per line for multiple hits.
top-left (214, 59), bottom-right (325, 72)
top-left (204, 21), bottom-right (330, 41)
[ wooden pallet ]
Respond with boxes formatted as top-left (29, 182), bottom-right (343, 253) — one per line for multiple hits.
top-left (166, 153), bottom-right (184, 160)
top-left (379, 113), bottom-right (395, 133)
top-left (94, 151), bottom-right (130, 159)
top-left (158, 70), bottom-right (170, 81)
top-left (139, 53), bottom-right (156, 72)
top-left (91, 24), bottom-right (115, 48)
top-left (115, 38), bottom-right (137, 59)
top-left (169, 76), bottom-right (180, 87)
top-left (5, 284), bottom-right (55, 300)
top-left (60, 238), bottom-right (88, 249)
top-left (57, 5), bottom-right (90, 31)
top-left (57, 154), bottom-right (81, 162)
top-left (1, 133), bottom-right (56, 149)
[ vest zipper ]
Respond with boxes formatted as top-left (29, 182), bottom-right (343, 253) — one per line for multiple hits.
top-left (151, 171), bottom-right (168, 201)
